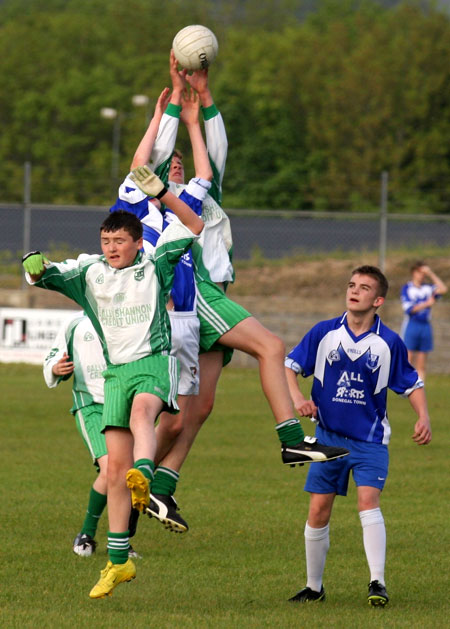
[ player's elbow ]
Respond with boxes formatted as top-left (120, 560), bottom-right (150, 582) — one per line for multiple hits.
top-left (191, 216), bottom-right (204, 235)
top-left (198, 165), bottom-right (213, 182)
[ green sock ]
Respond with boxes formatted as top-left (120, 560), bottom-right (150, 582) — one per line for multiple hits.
top-left (107, 531), bottom-right (129, 564)
top-left (275, 418), bottom-right (305, 446)
top-left (81, 488), bottom-right (107, 538)
top-left (151, 466), bottom-right (179, 496)
top-left (133, 458), bottom-right (155, 482)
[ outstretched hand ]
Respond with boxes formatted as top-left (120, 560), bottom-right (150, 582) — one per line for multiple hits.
top-left (130, 165), bottom-right (167, 199)
top-left (180, 87), bottom-right (200, 126)
top-left (154, 87), bottom-right (171, 118)
top-left (170, 49), bottom-right (187, 92)
top-left (185, 67), bottom-right (209, 93)
top-left (22, 251), bottom-right (48, 276)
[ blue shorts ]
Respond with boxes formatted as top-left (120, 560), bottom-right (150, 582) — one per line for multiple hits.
top-left (403, 319), bottom-right (433, 352)
top-left (304, 427), bottom-right (389, 496)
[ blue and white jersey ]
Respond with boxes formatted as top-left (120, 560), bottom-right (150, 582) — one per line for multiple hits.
top-left (110, 176), bottom-right (209, 313)
top-left (285, 313), bottom-right (423, 445)
top-left (400, 281), bottom-right (438, 324)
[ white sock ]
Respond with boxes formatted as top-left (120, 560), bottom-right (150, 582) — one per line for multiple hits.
top-left (359, 508), bottom-right (386, 585)
top-left (304, 522), bottom-right (329, 593)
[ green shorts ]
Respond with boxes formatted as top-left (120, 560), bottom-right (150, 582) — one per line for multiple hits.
top-left (102, 354), bottom-right (180, 431)
top-left (74, 403), bottom-right (107, 466)
top-left (196, 280), bottom-right (252, 366)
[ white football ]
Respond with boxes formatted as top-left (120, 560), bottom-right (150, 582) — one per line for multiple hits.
top-left (172, 25), bottom-right (218, 71)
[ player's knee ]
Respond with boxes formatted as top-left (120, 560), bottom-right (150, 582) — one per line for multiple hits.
top-left (164, 416), bottom-right (184, 441)
top-left (97, 466), bottom-right (108, 485)
top-left (197, 394), bottom-right (215, 423)
top-left (308, 500), bottom-right (332, 527)
top-left (260, 331), bottom-right (286, 361)
top-left (107, 458), bottom-right (127, 485)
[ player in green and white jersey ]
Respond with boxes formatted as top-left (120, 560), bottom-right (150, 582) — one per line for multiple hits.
top-left (23, 169), bottom-right (205, 599)
top-left (126, 53), bottom-right (348, 535)
top-left (43, 312), bottom-right (140, 559)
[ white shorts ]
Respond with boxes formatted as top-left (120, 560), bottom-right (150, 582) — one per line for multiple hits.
top-left (169, 310), bottom-right (200, 396)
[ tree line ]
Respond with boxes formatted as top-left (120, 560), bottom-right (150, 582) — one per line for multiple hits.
top-left (1, 0), bottom-right (449, 212)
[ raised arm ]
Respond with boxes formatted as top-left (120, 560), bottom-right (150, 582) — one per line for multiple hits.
top-left (130, 165), bottom-right (203, 235)
top-left (180, 88), bottom-right (212, 182)
top-left (130, 87), bottom-right (170, 169)
top-left (150, 51), bottom-right (187, 178)
top-left (423, 265), bottom-right (447, 296)
top-left (186, 67), bottom-right (227, 199)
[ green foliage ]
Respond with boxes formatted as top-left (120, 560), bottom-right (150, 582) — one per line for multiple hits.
top-left (0, 0), bottom-right (450, 210)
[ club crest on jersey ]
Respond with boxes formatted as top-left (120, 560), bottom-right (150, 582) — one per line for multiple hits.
top-left (366, 353), bottom-right (379, 370)
top-left (134, 268), bottom-right (144, 281)
top-left (113, 293), bottom-right (125, 304)
top-left (95, 274), bottom-right (104, 284)
top-left (328, 349), bottom-right (340, 362)
top-left (84, 332), bottom-right (95, 342)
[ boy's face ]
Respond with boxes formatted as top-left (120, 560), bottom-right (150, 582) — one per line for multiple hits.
top-left (346, 273), bottom-right (384, 314)
top-left (412, 266), bottom-right (426, 284)
top-left (169, 155), bottom-right (184, 184)
top-left (100, 228), bottom-right (143, 269)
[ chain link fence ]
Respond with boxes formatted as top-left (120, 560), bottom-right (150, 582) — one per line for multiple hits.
top-left (1, 202), bottom-right (449, 267)
top-left (1, 192), bottom-right (449, 372)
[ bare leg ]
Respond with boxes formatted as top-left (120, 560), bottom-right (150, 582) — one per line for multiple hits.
top-left (105, 428), bottom-right (134, 532)
top-left (155, 394), bottom-right (191, 466)
top-left (130, 392), bottom-right (163, 463)
top-left (219, 317), bottom-right (295, 423)
top-left (92, 453), bottom-right (108, 495)
top-left (414, 351), bottom-right (427, 382)
top-left (158, 351), bottom-right (223, 472)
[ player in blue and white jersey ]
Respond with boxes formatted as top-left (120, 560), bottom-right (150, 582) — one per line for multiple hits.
top-left (285, 265), bottom-right (432, 607)
top-left (400, 261), bottom-right (447, 381)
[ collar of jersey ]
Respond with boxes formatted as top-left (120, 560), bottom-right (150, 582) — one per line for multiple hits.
top-left (341, 312), bottom-right (381, 341)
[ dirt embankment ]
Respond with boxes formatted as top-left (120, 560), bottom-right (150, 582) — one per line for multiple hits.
top-left (4, 254), bottom-right (450, 372)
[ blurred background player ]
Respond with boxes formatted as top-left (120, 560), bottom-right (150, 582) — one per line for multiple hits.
top-left (400, 261), bottom-right (447, 381)
top-left (43, 312), bottom-right (140, 558)
top-left (285, 265), bottom-right (432, 607)
top-left (115, 51), bottom-right (349, 534)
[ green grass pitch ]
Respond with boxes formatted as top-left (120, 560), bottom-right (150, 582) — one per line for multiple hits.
top-left (0, 364), bottom-right (448, 628)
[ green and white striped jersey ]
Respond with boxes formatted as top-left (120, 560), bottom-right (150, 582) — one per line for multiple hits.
top-left (43, 313), bottom-right (105, 413)
top-left (33, 222), bottom-right (197, 365)
top-left (150, 103), bottom-right (234, 285)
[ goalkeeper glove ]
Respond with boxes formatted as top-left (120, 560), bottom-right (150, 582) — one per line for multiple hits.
top-left (130, 165), bottom-right (168, 199)
top-left (22, 251), bottom-right (48, 275)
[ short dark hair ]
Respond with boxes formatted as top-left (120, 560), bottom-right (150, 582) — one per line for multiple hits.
top-left (100, 210), bottom-right (143, 241)
top-left (351, 265), bottom-right (389, 298)
top-left (410, 260), bottom-right (426, 273)
top-left (172, 148), bottom-right (183, 161)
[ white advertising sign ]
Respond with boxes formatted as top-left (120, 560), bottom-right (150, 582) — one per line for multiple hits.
top-left (0, 308), bottom-right (79, 364)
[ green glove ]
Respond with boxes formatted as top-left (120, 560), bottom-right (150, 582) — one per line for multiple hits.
top-left (130, 165), bottom-right (167, 199)
top-left (22, 251), bottom-right (48, 275)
